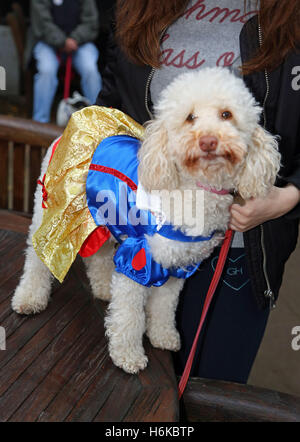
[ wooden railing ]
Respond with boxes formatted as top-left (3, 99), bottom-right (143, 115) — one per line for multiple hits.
top-left (181, 378), bottom-right (300, 422)
top-left (0, 115), bottom-right (62, 213)
top-left (1, 115), bottom-right (300, 422)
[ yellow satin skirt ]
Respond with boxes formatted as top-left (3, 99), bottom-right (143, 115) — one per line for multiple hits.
top-left (32, 106), bottom-right (144, 283)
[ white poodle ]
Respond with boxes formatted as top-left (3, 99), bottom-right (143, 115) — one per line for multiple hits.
top-left (12, 68), bottom-right (281, 374)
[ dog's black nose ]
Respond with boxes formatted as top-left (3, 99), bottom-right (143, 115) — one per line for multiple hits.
top-left (199, 136), bottom-right (218, 152)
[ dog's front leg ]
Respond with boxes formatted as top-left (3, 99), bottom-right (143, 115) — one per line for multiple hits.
top-left (105, 271), bottom-right (149, 374)
top-left (146, 277), bottom-right (184, 351)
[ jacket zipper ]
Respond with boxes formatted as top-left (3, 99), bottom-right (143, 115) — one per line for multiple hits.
top-left (258, 23), bottom-right (276, 310)
top-left (145, 67), bottom-right (156, 119)
top-left (144, 28), bottom-right (168, 119)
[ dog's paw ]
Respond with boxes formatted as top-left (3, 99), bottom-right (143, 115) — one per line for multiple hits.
top-left (147, 327), bottom-right (181, 352)
top-left (109, 348), bottom-right (148, 374)
top-left (12, 286), bottom-right (49, 315)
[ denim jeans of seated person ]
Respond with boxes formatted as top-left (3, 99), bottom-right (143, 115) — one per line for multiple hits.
top-left (32, 41), bottom-right (102, 123)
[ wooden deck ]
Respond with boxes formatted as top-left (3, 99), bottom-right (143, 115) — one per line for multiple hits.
top-left (0, 211), bottom-right (179, 422)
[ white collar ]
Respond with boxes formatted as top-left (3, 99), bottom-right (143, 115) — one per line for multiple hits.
top-left (136, 183), bottom-right (166, 230)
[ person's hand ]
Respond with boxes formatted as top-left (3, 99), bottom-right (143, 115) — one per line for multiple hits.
top-left (229, 184), bottom-right (300, 232)
top-left (63, 38), bottom-right (78, 53)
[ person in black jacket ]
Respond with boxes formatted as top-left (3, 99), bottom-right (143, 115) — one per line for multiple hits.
top-left (27, 0), bottom-right (102, 123)
top-left (96, 0), bottom-right (300, 383)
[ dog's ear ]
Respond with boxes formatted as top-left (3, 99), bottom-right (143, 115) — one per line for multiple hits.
top-left (138, 119), bottom-right (179, 191)
top-left (236, 126), bottom-right (281, 199)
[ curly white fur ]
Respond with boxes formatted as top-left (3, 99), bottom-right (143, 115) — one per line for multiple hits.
top-left (12, 68), bottom-right (281, 374)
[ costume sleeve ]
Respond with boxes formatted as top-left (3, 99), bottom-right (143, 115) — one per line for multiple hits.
top-left (69, 0), bottom-right (99, 45)
top-left (30, 0), bottom-right (67, 48)
top-left (113, 237), bottom-right (170, 287)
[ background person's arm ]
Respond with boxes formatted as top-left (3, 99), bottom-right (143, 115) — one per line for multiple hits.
top-left (69, 0), bottom-right (99, 45)
top-left (30, 0), bottom-right (67, 48)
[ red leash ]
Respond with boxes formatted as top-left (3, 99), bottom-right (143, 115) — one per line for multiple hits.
top-left (63, 55), bottom-right (72, 100)
top-left (178, 229), bottom-right (233, 399)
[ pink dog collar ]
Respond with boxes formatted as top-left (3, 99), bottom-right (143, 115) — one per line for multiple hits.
top-left (196, 182), bottom-right (231, 195)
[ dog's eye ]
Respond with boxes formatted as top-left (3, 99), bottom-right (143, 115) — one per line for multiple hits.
top-left (221, 110), bottom-right (233, 120)
top-left (186, 113), bottom-right (197, 122)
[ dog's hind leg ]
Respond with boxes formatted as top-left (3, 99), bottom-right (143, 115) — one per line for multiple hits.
top-left (84, 239), bottom-right (115, 302)
top-left (12, 242), bottom-right (53, 315)
top-left (12, 146), bottom-right (54, 315)
top-left (105, 272), bottom-right (149, 374)
top-left (146, 277), bottom-right (184, 351)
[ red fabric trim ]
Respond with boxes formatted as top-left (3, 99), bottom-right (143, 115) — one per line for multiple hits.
top-left (37, 137), bottom-right (62, 209)
top-left (37, 174), bottom-right (48, 208)
top-left (79, 226), bottom-right (111, 258)
top-left (89, 164), bottom-right (137, 191)
top-left (49, 137), bottom-right (62, 163)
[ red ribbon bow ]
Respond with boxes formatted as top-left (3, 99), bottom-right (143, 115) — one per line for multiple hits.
top-left (37, 173), bottom-right (48, 209)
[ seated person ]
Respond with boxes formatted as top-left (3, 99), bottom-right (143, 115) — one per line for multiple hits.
top-left (25, 0), bottom-right (102, 123)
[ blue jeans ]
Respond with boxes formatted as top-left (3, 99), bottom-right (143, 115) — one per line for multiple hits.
top-left (33, 41), bottom-right (102, 123)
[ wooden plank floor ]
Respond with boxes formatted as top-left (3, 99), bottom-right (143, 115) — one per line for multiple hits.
top-left (0, 211), bottom-right (179, 422)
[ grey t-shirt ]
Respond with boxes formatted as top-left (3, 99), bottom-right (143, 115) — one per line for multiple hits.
top-left (150, 0), bottom-right (258, 247)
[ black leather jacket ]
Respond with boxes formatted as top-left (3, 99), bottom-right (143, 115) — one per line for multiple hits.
top-left (96, 15), bottom-right (300, 309)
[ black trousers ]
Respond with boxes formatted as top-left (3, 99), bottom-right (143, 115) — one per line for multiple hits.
top-left (172, 247), bottom-right (270, 384)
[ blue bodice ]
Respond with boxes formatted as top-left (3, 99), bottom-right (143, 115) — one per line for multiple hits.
top-left (86, 135), bottom-right (213, 287)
